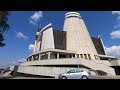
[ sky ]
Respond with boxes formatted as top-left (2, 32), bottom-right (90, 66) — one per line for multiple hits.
top-left (0, 11), bottom-right (120, 68)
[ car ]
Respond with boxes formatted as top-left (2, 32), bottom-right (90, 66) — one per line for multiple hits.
top-left (58, 69), bottom-right (91, 79)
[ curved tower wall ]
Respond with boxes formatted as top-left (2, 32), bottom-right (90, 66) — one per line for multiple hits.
top-left (41, 23), bottom-right (55, 50)
top-left (63, 12), bottom-right (98, 60)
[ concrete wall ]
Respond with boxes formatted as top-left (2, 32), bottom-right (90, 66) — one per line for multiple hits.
top-left (41, 24), bottom-right (55, 50)
top-left (63, 12), bottom-right (98, 60)
top-left (14, 66), bottom-right (93, 78)
top-left (20, 58), bottom-right (116, 75)
top-left (91, 60), bottom-right (111, 66)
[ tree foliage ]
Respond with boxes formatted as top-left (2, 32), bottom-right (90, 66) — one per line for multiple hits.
top-left (0, 34), bottom-right (5, 47)
top-left (0, 11), bottom-right (11, 47)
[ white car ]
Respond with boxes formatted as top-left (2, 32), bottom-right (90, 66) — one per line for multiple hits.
top-left (58, 69), bottom-right (91, 79)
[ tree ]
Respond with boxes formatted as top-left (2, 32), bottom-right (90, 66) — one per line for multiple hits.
top-left (0, 11), bottom-right (11, 47)
top-left (0, 34), bottom-right (5, 47)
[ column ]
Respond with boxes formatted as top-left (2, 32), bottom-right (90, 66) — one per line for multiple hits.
top-left (31, 56), bottom-right (34, 61)
top-left (57, 53), bottom-right (59, 59)
top-left (75, 54), bottom-right (77, 58)
top-left (79, 54), bottom-right (81, 58)
top-left (71, 55), bottom-right (73, 58)
top-left (82, 54), bottom-right (84, 59)
top-left (48, 52), bottom-right (51, 59)
top-left (39, 54), bottom-right (41, 60)
top-left (86, 54), bottom-right (89, 60)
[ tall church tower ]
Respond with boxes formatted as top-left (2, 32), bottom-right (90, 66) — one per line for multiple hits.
top-left (63, 12), bottom-right (98, 60)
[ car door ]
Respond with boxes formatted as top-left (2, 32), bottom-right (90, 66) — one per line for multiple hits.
top-left (75, 70), bottom-right (83, 79)
top-left (66, 69), bottom-right (76, 79)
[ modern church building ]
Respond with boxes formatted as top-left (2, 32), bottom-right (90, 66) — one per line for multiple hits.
top-left (9, 12), bottom-right (120, 77)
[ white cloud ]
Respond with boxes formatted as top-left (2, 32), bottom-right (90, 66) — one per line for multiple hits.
top-left (105, 45), bottom-right (120, 58)
top-left (112, 11), bottom-right (120, 28)
top-left (31, 11), bottom-right (42, 21)
top-left (29, 11), bottom-right (43, 26)
top-left (112, 11), bottom-right (120, 15)
top-left (16, 32), bottom-right (28, 39)
top-left (113, 23), bottom-right (120, 28)
top-left (110, 30), bottom-right (120, 39)
top-left (29, 20), bottom-right (37, 25)
top-left (29, 44), bottom-right (34, 52)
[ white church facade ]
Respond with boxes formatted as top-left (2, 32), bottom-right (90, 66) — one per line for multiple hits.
top-left (9, 12), bottom-right (120, 77)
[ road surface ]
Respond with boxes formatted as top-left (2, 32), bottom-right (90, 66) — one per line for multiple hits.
top-left (1, 75), bottom-right (120, 79)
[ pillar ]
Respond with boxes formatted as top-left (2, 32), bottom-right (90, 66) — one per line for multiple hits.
top-left (48, 52), bottom-right (50, 59)
top-left (86, 54), bottom-right (89, 60)
top-left (39, 54), bottom-right (41, 60)
top-left (57, 53), bottom-right (59, 59)
top-left (71, 55), bottom-right (73, 58)
top-left (31, 56), bottom-right (34, 61)
top-left (75, 54), bottom-right (77, 58)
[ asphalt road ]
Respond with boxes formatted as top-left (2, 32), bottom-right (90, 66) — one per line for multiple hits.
top-left (1, 75), bottom-right (120, 79)
top-left (90, 75), bottom-right (120, 79)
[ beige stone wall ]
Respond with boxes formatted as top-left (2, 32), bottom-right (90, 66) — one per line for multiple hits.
top-left (63, 12), bottom-right (98, 60)
top-left (41, 24), bottom-right (55, 50)
top-left (20, 58), bottom-right (116, 75)
top-left (15, 62), bottom-right (115, 78)
top-left (16, 66), bottom-right (92, 78)
top-left (91, 60), bottom-right (111, 66)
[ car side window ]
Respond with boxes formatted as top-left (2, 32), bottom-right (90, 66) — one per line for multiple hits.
top-left (76, 70), bottom-right (80, 73)
top-left (76, 70), bottom-right (84, 72)
top-left (80, 70), bottom-right (84, 72)
top-left (68, 70), bottom-right (76, 73)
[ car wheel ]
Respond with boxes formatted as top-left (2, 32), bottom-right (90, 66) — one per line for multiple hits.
top-left (82, 75), bottom-right (88, 79)
top-left (61, 76), bottom-right (67, 79)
